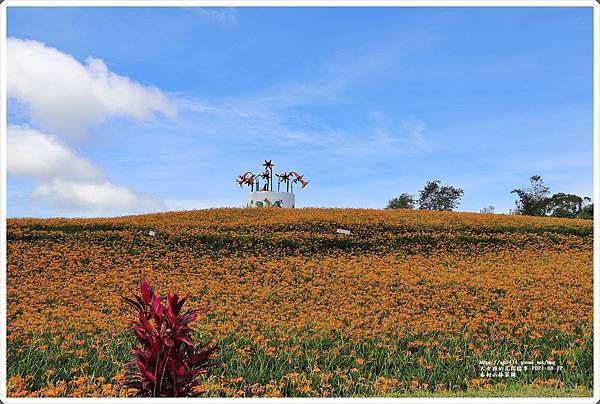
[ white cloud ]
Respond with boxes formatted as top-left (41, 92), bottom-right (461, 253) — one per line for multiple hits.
top-left (174, 39), bottom-right (430, 154)
top-left (193, 8), bottom-right (238, 25)
top-left (6, 38), bottom-right (175, 216)
top-left (7, 37), bottom-right (176, 138)
top-left (8, 125), bottom-right (161, 215)
top-left (32, 179), bottom-right (161, 213)
top-left (331, 125), bottom-right (430, 156)
top-left (7, 125), bottom-right (102, 181)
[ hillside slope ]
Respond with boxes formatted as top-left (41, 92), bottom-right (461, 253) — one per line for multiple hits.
top-left (6, 209), bottom-right (593, 397)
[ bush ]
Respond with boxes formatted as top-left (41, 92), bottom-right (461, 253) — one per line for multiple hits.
top-left (386, 193), bottom-right (415, 209)
top-left (577, 203), bottom-right (593, 220)
top-left (122, 279), bottom-right (216, 397)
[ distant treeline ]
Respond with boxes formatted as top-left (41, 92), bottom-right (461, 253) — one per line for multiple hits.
top-left (387, 175), bottom-right (593, 220)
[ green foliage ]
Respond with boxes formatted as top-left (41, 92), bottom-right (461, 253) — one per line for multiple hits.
top-left (511, 175), bottom-right (550, 216)
top-left (577, 203), bottom-right (593, 220)
top-left (511, 176), bottom-right (592, 219)
top-left (386, 193), bottom-right (415, 209)
top-left (547, 194), bottom-right (590, 218)
top-left (418, 180), bottom-right (464, 211)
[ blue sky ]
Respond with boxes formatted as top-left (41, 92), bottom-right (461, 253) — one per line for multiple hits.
top-left (6, 7), bottom-right (594, 217)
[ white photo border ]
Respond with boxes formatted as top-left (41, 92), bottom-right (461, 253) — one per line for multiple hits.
top-left (0, 1), bottom-right (598, 403)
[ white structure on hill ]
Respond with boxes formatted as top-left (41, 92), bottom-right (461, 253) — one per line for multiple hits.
top-left (247, 191), bottom-right (295, 208)
top-left (236, 160), bottom-right (308, 208)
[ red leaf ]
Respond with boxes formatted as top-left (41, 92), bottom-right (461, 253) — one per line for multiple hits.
top-left (151, 295), bottom-right (162, 322)
top-left (176, 312), bottom-right (198, 326)
top-left (176, 335), bottom-right (195, 347)
top-left (145, 370), bottom-right (156, 382)
top-left (122, 296), bottom-right (143, 312)
top-left (140, 278), bottom-right (153, 304)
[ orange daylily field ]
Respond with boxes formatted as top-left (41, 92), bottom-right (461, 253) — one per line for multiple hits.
top-left (6, 208), bottom-right (593, 397)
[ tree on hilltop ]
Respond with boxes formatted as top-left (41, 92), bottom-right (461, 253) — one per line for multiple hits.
top-left (511, 175), bottom-right (592, 218)
top-left (480, 206), bottom-right (495, 214)
top-left (511, 175), bottom-right (550, 216)
top-left (386, 193), bottom-right (415, 209)
top-left (577, 203), bottom-right (593, 220)
top-left (546, 193), bottom-right (591, 218)
top-left (417, 180), bottom-right (464, 211)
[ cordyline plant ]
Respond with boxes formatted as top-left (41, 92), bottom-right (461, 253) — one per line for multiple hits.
top-left (122, 279), bottom-right (216, 397)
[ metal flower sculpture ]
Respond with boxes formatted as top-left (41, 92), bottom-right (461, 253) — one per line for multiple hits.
top-left (237, 161), bottom-right (307, 194)
top-left (288, 172), bottom-right (309, 193)
top-left (278, 172), bottom-right (293, 192)
top-left (237, 172), bottom-right (256, 191)
top-left (275, 172), bottom-right (292, 192)
top-left (262, 160), bottom-right (274, 190)
top-left (296, 177), bottom-right (309, 189)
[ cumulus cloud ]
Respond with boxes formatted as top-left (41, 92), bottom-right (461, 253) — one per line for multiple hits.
top-left (8, 124), bottom-right (162, 215)
top-left (7, 125), bottom-right (102, 181)
top-left (6, 38), bottom-right (175, 216)
top-left (32, 179), bottom-right (162, 213)
top-left (7, 37), bottom-right (176, 138)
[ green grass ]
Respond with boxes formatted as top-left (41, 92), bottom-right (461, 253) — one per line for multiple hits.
top-left (385, 385), bottom-right (592, 397)
top-left (7, 327), bottom-right (593, 397)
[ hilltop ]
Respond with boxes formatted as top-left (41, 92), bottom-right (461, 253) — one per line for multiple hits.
top-left (8, 208), bottom-right (593, 256)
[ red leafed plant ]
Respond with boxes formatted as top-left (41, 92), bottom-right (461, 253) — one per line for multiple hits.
top-left (122, 279), bottom-right (216, 397)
